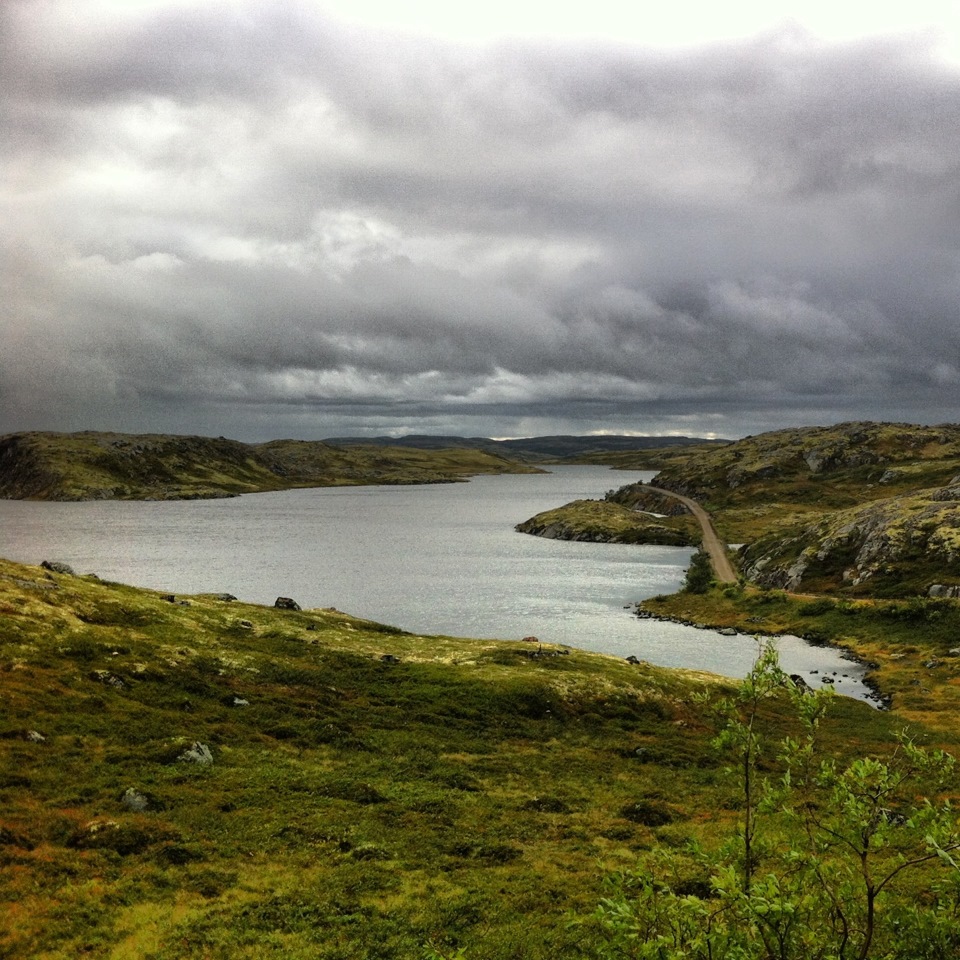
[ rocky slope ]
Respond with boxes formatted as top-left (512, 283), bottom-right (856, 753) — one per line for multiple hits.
top-left (740, 475), bottom-right (960, 596)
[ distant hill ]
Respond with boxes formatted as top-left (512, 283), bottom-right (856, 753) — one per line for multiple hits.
top-left (0, 431), bottom-right (538, 501)
top-left (326, 433), bottom-right (728, 461)
top-left (649, 421), bottom-right (960, 506)
top-left (0, 430), bottom-right (729, 502)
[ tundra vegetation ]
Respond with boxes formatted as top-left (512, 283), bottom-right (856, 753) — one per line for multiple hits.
top-left (514, 499), bottom-right (698, 546)
top-left (4, 421), bottom-right (960, 957)
top-left (0, 432), bottom-right (540, 501)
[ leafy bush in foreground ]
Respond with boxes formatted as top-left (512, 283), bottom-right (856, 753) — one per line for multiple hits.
top-left (593, 645), bottom-right (960, 959)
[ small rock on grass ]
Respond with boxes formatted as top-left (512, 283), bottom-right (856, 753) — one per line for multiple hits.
top-left (178, 741), bottom-right (214, 765)
top-left (120, 788), bottom-right (152, 812)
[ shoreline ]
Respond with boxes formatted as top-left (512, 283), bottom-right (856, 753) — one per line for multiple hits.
top-left (634, 601), bottom-right (891, 709)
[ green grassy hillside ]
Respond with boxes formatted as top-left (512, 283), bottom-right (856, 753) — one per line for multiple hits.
top-left (562, 441), bottom-right (728, 471)
top-left (0, 557), bottom-right (921, 960)
top-left (651, 422), bottom-right (960, 507)
top-left (647, 421), bottom-right (960, 535)
top-left (0, 432), bottom-right (538, 501)
top-left (327, 434), bottom-right (728, 462)
top-left (639, 583), bottom-right (960, 730)
top-left (515, 499), bottom-right (698, 545)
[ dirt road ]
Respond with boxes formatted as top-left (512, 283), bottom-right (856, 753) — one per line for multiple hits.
top-left (642, 485), bottom-right (738, 583)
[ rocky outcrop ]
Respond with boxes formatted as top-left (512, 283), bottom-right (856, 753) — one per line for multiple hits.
top-left (121, 788), bottom-right (153, 812)
top-left (740, 493), bottom-right (960, 592)
top-left (605, 484), bottom-right (690, 516)
top-left (177, 741), bottom-right (214, 765)
top-left (931, 476), bottom-right (960, 501)
top-left (929, 584), bottom-right (960, 598)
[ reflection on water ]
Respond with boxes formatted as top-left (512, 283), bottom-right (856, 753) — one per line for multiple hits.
top-left (0, 466), bottom-right (874, 701)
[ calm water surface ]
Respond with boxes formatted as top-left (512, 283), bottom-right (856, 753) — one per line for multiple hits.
top-left (0, 466), bottom-right (872, 700)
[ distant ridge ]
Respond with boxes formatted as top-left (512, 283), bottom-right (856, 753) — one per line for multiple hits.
top-left (0, 429), bottom-right (727, 501)
top-left (326, 433), bottom-right (728, 461)
top-left (0, 431), bottom-right (539, 501)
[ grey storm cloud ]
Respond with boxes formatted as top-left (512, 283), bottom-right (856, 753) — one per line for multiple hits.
top-left (2, 0), bottom-right (959, 441)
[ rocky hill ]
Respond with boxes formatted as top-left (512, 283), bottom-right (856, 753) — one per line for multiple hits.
top-left (0, 431), bottom-right (537, 501)
top-left (643, 422), bottom-right (960, 597)
top-left (327, 433), bottom-right (727, 461)
top-left (650, 421), bottom-right (960, 508)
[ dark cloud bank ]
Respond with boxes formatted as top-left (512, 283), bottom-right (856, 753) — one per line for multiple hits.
top-left (2, 2), bottom-right (959, 441)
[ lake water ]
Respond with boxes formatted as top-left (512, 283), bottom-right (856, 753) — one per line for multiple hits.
top-left (0, 465), bottom-right (873, 701)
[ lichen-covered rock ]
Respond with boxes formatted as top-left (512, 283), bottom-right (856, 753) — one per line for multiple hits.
top-left (929, 584), bottom-right (960, 598)
top-left (177, 741), bottom-right (214, 765)
top-left (931, 477), bottom-right (960, 502)
top-left (89, 669), bottom-right (125, 688)
top-left (741, 493), bottom-right (960, 592)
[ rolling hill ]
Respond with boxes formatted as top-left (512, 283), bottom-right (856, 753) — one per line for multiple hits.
top-left (0, 431), bottom-right (539, 501)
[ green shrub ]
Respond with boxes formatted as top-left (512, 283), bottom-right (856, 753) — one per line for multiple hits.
top-left (593, 647), bottom-right (960, 960)
top-left (683, 550), bottom-right (714, 594)
top-left (797, 597), bottom-right (836, 616)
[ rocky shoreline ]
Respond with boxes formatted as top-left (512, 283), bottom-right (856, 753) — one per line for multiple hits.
top-left (633, 602), bottom-right (892, 709)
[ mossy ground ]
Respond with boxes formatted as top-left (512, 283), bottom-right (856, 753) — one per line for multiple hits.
top-left (0, 558), bottom-right (932, 959)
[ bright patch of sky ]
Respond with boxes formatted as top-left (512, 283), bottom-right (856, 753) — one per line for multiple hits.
top-left (78, 0), bottom-right (960, 56)
top-left (321, 1), bottom-right (960, 58)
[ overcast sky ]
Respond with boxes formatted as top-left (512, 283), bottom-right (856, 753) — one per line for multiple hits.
top-left (3, 1), bottom-right (959, 441)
